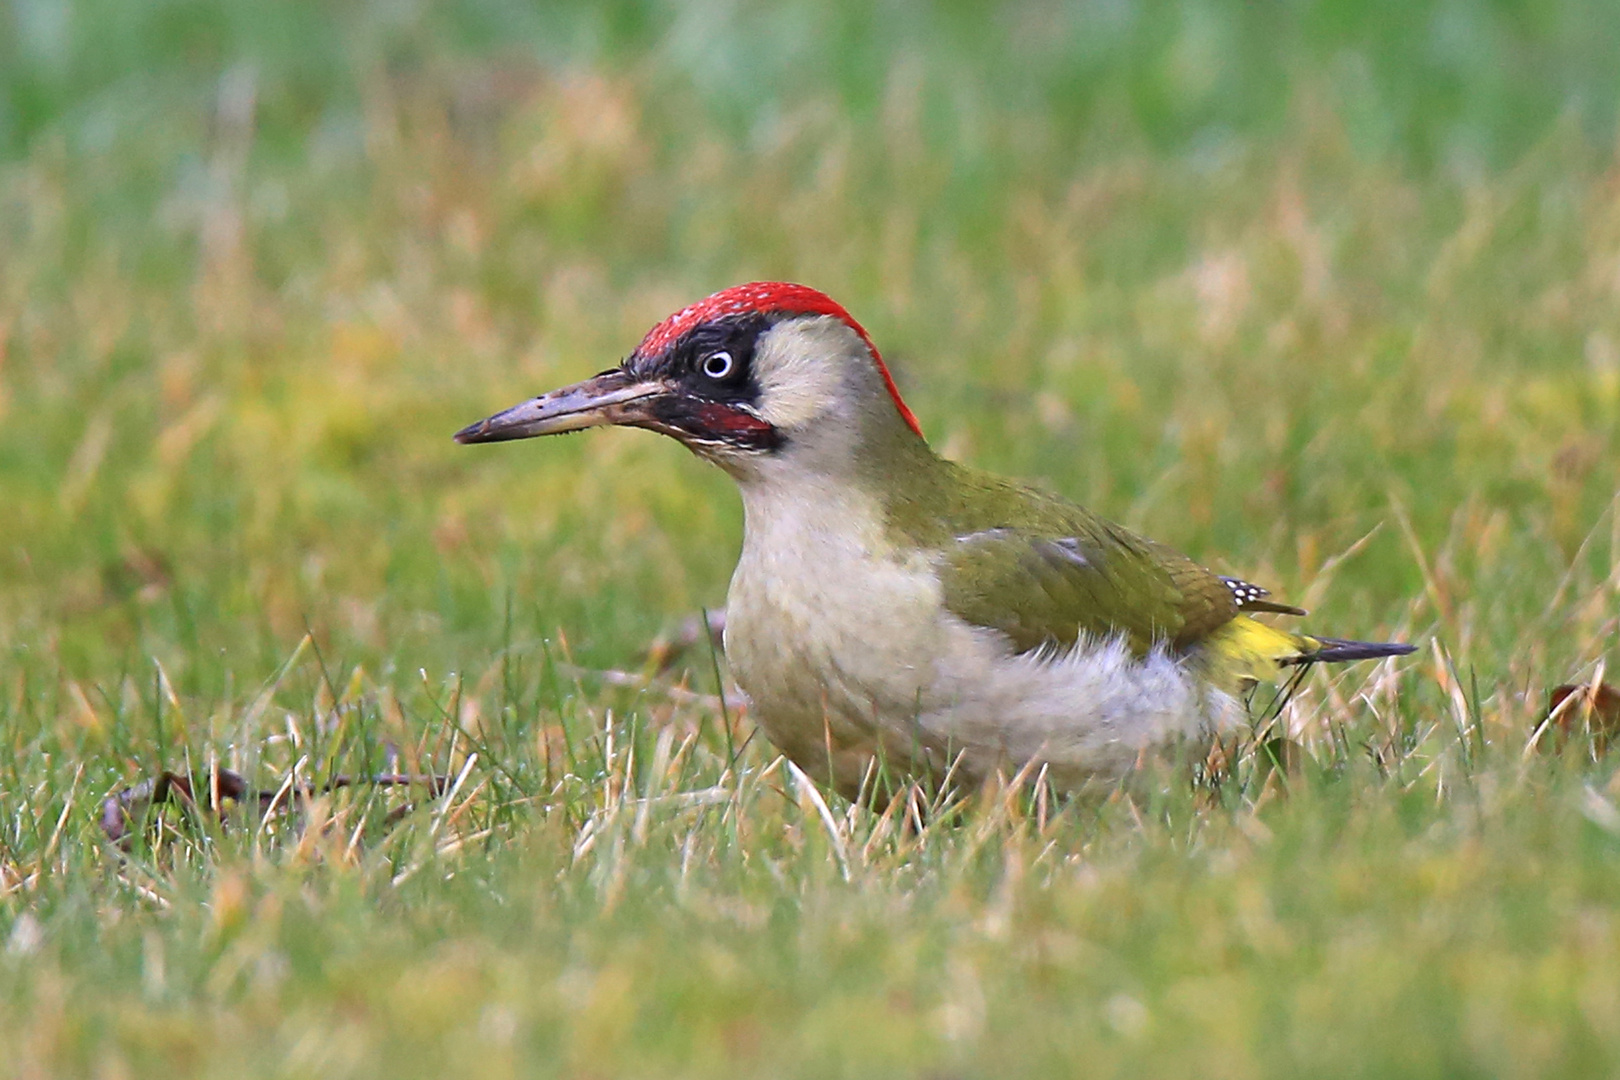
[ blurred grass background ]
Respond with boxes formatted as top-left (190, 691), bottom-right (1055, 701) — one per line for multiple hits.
top-left (3, 1), bottom-right (1620, 1076)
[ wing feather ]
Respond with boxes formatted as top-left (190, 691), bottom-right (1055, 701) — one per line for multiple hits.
top-left (941, 522), bottom-right (1238, 657)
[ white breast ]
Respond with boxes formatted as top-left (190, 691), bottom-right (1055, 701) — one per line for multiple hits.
top-left (722, 472), bottom-right (1239, 799)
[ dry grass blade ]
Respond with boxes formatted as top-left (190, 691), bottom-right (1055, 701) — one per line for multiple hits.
top-left (786, 759), bottom-right (850, 881)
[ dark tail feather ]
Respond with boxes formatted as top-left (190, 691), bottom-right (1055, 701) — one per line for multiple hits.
top-left (1282, 636), bottom-right (1418, 666)
top-left (1243, 598), bottom-right (1308, 616)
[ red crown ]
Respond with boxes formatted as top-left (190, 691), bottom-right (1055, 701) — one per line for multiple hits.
top-left (634, 282), bottom-right (922, 438)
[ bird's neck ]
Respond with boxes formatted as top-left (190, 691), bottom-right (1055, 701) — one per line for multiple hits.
top-left (733, 405), bottom-right (950, 560)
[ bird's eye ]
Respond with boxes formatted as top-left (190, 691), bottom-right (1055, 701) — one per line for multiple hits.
top-left (701, 351), bottom-right (736, 380)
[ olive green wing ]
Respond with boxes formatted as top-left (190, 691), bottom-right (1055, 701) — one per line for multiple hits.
top-left (940, 521), bottom-right (1239, 657)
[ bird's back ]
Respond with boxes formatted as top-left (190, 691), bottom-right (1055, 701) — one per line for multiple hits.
top-left (882, 459), bottom-right (1241, 656)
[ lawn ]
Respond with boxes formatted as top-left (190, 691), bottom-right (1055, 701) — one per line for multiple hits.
top-left (3, 1), bottom-right (1620, 1075)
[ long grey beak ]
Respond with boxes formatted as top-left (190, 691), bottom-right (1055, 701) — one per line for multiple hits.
top-left (454, 370), bottom-right (669, 444)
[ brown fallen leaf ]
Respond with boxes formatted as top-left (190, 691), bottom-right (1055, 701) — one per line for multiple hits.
top-left (1543, 681), bottom-right (1620, 755)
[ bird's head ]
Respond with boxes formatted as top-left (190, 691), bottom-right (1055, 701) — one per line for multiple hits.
top-left (455, 282), bottom-right (924, 478)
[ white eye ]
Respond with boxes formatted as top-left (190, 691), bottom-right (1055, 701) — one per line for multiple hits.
top-left (701, 351), bottom-right (735, 380)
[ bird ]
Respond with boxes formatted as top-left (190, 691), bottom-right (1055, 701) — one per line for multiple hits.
top-left (456, 282), bottom-right (1414, 800)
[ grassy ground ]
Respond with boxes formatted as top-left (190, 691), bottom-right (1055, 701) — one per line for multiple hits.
top-left (4, 1), bottom-right (1620, 1075)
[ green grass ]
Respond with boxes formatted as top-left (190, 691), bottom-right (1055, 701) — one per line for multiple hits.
top-left (4, 0), bottom-right (1620, 1075)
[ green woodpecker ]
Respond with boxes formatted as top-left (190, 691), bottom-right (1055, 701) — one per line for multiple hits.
top-left (457, 282), bottom-right (1412, 798)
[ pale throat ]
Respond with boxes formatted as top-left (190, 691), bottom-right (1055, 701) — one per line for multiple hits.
top-left (735, 462), bottom-right (890, 566)
top-left (729, 444), bottom-right (940, 625)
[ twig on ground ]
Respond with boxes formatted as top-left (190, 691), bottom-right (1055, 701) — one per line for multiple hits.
top-left (99, 767), bottom-right (452, 848)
